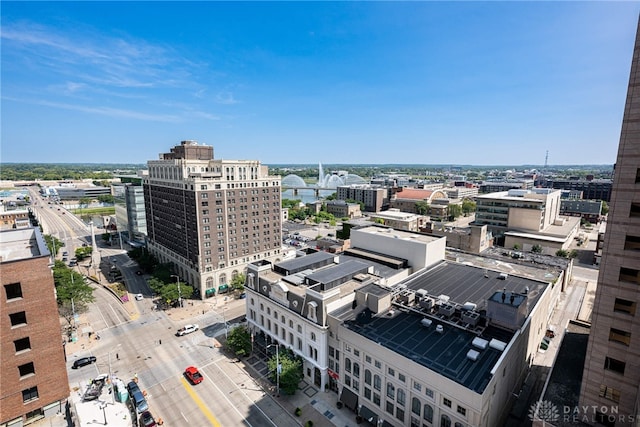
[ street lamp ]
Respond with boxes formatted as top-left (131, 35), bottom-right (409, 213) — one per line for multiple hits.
top-left (108, 344), bottom-right (122, 405)
top-left (267, 343), bottom-right (281, 397)
top-left (170, 275), bottom-right (182, 307)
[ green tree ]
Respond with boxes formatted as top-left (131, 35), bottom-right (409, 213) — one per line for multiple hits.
top-left (75, 246), bottom-right (93, 260)
top-left (373, 218), bottom-right (385, 225)
top-left (226, 325), bottom-right (252, 357)
top-left (97, 194), bottom-right (115, 204)
top-left (447, 204), bottom-right (462, 221)
top-left (601, 201), bottom-right (609, 216)
top-left (157, 280), bottom-right (193, 305)
top-left (569, 249), bottom-right (579, 259)
top-left (415, 201), bottom-right (430, 216)
top-left (268, 350), bottom-right (303, 395)
top-left (43, 234), bottom-right (64, 256)
top-left (513, 244), bottom-right (521, 250)
top-left (231, 273), bottom-right (246, 294)
top-left (555, 249), bottom-right (569, 258)
top-left (461, 199), bottom-right (476, 216)
top-left (52, 261), bottom-right (95, 318)
top-left (531, 244), bottom-right (543, 253)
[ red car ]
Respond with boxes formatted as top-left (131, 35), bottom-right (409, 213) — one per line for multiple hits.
top-left (185, 366), bottom-right (203, 384)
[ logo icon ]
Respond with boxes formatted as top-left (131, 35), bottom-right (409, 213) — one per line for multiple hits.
top-left (528, 400), bottom-right (560, 422)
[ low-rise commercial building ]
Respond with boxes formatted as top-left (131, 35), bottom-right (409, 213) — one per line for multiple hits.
top-left (368, 209), bottom-right (428, 232)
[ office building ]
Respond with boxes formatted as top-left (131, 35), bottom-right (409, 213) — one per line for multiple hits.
top-left (579, 18), bottom-right (640, 426)
top-left (1, 228), bottom-right (69, 426)
top-left (113, 175), bottom-right (148, 245)
top-left (143, 140), bottom-right (283, 298)
top-left (542, 178), bottom-right (613, 202)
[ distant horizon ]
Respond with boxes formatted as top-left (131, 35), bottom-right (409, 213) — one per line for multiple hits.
top-left (0, 161), bottom-right (615, 169)
top-left (2, 2), bottom-right (638, 164)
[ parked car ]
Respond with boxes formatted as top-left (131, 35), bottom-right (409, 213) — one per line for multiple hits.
top-left (72, 356), bottom-right (97, 369)
top-left (130, 388), bottom-right (149, 413)
top-left (139, 411), bottom-right (157, 427)
top-left (135, 293), bottom-right (144, 301)
top-left (127, 381), bottom-right (141, 395)
top-left (184, 366), bottom-right (204, 385)
top-left (175, 324), bottom-right (199, 336)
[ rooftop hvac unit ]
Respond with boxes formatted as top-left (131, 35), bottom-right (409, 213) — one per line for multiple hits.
top-left (436, 324), bottom-right (444, 334)
top-left (467, 349), bottom-right (480, 361)
top-left (416, 289), bottom-right (429, 298)
top-left (420, 297), bottom-right (434, 310)
top-left (438, 304), bottom-right (455, 317)
top-left (398, 291), bottom-right (415, 305)
top-left (472, 337), bottom-right (489, 350)
top-left (421, 318), bottom-right (432, 328)
top-left (462, 302), bottom-right (477, 311)
top-left (462, 311), bottom-right (480, 326)
top-left (438, 294), bottom-right (451, 303)
top-left (489, 338), bottom-right (507, 351)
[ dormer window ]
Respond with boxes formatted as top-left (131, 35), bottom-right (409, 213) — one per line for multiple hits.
top-left (307, 301), bottom-right (318, 322)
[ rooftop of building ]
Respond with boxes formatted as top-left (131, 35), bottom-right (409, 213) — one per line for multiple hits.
top-left (0, 227), bottom-right (49, 262)
top-left (353, 224), bottom-right (442, 244)
top-left (369, 209), bottom-right (421, 221)
top-left (476, 188), bottom-right (561, 202)
top-left (337, 259), bottom-right (550, 394)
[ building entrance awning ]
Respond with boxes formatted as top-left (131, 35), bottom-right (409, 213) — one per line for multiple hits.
top-left (339, 387), bottom-right (358, 411)
top-left (205, 288), bottom-right (216, 297)
top-left (359, 405), bottom-right (379, 425)
top-left (218, 284), bottom-right (229, 293)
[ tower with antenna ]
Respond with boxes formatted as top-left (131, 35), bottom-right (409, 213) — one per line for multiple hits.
top-left (543, 150), bottom-right (548, 174)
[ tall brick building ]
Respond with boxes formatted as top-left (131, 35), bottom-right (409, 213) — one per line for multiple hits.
top-left (1, 228), bottom-right (69, 426)
top-left (143, 140), bottom-right (283, 298)
top-left (579, 17), bottom-right (640, 426)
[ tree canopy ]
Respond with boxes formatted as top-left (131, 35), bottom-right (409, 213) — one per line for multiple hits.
top-left (226, 325), bottom-right (252, 357)
top-left (268, 349), bottom-right (303, 395)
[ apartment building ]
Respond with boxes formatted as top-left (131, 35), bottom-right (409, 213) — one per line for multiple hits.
top-left (1, 228), bottom-right (69, 426)
top-left (542, 178), bottom-right (613, 202)
top-left (325, 200), bottom-right (362, 219)
top-left (579, 18), bottom-right (640, 426)
top-left (143, 140), bottom-right (282, 298)
top-left (478, 180), bottom-right (534, 194)
top-left (337, 184), bottom-right (390, 213)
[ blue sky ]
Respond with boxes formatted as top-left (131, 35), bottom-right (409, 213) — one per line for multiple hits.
top-left (2, 1), bottom-right (639, 166)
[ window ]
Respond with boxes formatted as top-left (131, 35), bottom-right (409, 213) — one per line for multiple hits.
top-left (609, 328), bottom-right (631, 346)
top-left (374, 360), bottom-right (381, 369)
top-left (423, 404), bottom-right (433, 423)
top-left (386, 401), bottom-right (394, 415)
top-left (632, 203), bottom-right (640, 218)
top-left (9, 311), bottom-right (27, 327)
top-left (411, 397), bottom-right (421, 416)
top-left (298, 325), bottom-right (302, 333)
top-left (310, 332), bottom-right (316, 341)
top-left (457, 405), bottom-right (466, 417)
top-left (604, 357), bottom-right (626, 374)
top-left (396, 407), bottom-right (405, 422)
top-left (599, 384), bottom-right (621, 403)
top-left (353, 363), bottom-right (360, 379)
top-left (354, 349), bottom-right (360, 357)
top-left (441, 414), bottom-right (452, 427)
top-left (345, 358), bottom-right (352, 373)
top-left (14, 337), bottom-right (31, 353)
top-left (373, 393), bottom-right (381, 406)
top-left (425, 387), bottom-right (434, 399)
top-left (364, 387), bottom-right (372, 401)
top-left (443, 397), bottom-right (452, 408)
top-left (398, 373), bottom-right (406, 383)
top-left (4, 282), bottom-right (22, 300)
top-left (365, 369), bottom-right (372, 385)
top-left (374, 375), bottom-right (381, 391)
top-left (397, 388), bottom-right (405, 406)
top-left (624, 235), bottom-right (640, 251)
top-left (365, 355), bottom-right (371, 364)
top-left (619, 267), bottom-right (640, 285)
top-left (386, 382), bottom-right (395, 399)
top-left (345, 374), bottom-right (351, 387)
top-left (22, 386), bottom-right (38, 403)
top-left (413, 381), bottom-right (422, 392)
top-left (635, 168), bottom-right (640, 183)
top-left (18, 362), bottom-right (35, 378)
top-left (614, 298), bottom-right (636, 315)
top-left (388, 367), bottom-right (395, 376)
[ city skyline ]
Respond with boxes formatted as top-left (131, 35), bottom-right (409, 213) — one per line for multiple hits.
top-left (2, 2), bottom-right (639, 165)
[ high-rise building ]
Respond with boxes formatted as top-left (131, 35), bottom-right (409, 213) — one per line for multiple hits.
top-left (1, 228), bottom-right (70, 426)
top-left (143, 140), bottom-right (283, 298)
top-left (579, 18), bottom-right (640, 426)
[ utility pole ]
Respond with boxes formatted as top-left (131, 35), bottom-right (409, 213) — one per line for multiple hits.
top-left (171, 275), bottom-right (182, 307)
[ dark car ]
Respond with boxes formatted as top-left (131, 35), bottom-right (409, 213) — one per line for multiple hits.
top-left (139, 411), bottom-right (157, 427)
top-left (72, 356), bottom-right (97, 369)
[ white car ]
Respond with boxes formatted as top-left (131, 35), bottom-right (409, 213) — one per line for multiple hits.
top-left (176, 324), bottom-right (199, 336)
top-left (135, 294), bottom-right (144, 301)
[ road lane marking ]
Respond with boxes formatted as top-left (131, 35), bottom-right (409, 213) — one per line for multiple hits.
top-left (180, 376), bottom-right (221, 427)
